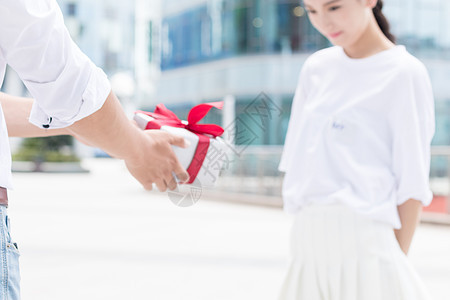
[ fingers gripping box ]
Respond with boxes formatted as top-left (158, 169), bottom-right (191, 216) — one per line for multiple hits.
top-left (133, 102), bottom-right (227, 188)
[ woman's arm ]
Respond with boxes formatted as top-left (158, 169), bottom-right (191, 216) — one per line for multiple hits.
top-left (0, 92), bottom-right (69, 137)
top-left (394, 198), bottom-right (423, 255)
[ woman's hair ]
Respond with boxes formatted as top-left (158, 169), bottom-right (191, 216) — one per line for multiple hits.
top-left (372, 0), bottom-right (396, 43)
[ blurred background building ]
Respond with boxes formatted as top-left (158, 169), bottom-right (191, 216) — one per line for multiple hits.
top-left (139, 0), bottom-right (450, 147)
top-left (148, 0), bottom-right (328, 148)
top-left (3, 0), bottom-right (450, 207)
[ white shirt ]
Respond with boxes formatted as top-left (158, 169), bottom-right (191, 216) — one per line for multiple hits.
top-left (279, 46), bottom-right (435, 229)
top-left (0, 0), bottom-right (111, 189)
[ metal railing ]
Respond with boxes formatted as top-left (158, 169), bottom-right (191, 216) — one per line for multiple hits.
top-left (216, 146), bottom-right (284, 197)
top-left (215, 146), bottom-right (450, 214)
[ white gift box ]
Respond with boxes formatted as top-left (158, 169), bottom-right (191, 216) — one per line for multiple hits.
top-left (134, 113), bottom-right (227, 188)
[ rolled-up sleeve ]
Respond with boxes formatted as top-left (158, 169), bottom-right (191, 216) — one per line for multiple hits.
top-left (0, 0), bottom-right (111, 129)
top-left (391, 63), bottom-right (435, 207)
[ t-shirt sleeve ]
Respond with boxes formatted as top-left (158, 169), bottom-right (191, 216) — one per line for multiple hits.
top-left (0, 0), bottom-right (111, 129)
top-left (279, 62), bottom-right (310, 173)
top-left (391, 63), bottom-right (435, 206)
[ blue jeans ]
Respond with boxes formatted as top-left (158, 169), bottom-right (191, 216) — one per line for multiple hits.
top-left (0, 206), bottom-right (20, 300)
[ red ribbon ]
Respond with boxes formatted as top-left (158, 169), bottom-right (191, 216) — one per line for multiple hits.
top-left (136, 102), bottom-right (224, 184)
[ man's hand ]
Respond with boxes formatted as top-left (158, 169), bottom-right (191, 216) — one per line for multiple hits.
top-left (124, 130), bottom-right (189, 191)
top-left (68, 91), bottom-right (190, 191)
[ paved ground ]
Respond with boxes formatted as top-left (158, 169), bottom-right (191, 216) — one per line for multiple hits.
top-left (7, 159), bottom-right (450, 300)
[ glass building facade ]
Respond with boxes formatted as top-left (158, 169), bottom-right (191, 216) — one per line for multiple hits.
top-left (385, 0), bottom-right (450, 59)
top-left (161, 0), bottom-right (450, 69)
top-left (161, 0), bottom-right (328, 70)
top-left (57, 0), bottom-right (136, 75)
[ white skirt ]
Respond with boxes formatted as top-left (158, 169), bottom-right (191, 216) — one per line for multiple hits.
top-left (278, 204), bottom-right (432, 300)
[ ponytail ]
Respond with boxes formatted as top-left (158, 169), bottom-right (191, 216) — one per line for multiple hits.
top-left (373, 0), bottom-right (396, 43)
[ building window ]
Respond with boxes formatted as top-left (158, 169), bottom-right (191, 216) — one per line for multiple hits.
top-left (148, 21), bottom-right (153, 63)
top-left (67, 3), bottom-right (77, 17)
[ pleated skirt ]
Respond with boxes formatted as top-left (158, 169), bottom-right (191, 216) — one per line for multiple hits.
top-left (278, 204), bottom-right (432, 300)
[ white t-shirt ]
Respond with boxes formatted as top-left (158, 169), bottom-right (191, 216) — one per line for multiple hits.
top-left (0, 0), bottom-right (111, 189)
top-left (279, 45), bottom-right (435, 229)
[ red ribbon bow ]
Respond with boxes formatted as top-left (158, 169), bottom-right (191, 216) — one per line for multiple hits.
top-left (137, 101), bottom-right (224, 137)
top-left (136, 101), bottom-right (224, 184)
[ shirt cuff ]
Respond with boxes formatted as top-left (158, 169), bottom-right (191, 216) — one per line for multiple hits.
top-left (28, 66), bottom-right (111, 129)
top-left (397, 190), bottom-right (434, 207)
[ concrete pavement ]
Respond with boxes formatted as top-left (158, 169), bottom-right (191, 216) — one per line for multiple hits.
top-left (7, 159), bottom-right (450, 300)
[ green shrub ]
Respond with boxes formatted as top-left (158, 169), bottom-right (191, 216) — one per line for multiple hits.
top-left (12, 136), bottom-right (80, 163)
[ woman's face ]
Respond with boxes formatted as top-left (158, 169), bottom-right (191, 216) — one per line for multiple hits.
top-left (303, 0), bottom-right (376, 48)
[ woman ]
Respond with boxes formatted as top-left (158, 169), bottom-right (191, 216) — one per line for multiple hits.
top-left (278, 0), bottom-right (434, 299)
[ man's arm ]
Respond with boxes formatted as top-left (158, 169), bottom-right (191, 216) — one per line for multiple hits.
top-left (0, 92), bottom-right (68, 137)
top-left (394, 199), bottom-right (422, 255)
top-left (1, 91), bottom-right (189, 191)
